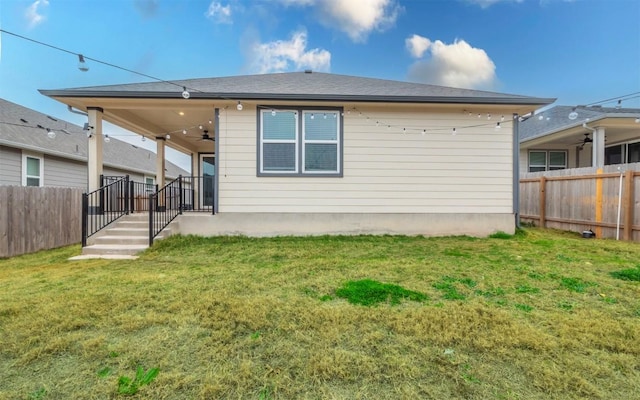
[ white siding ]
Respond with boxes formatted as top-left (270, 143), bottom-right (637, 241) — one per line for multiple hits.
top-left (0, 145), bottom-right (21, 186)
top-left (43, 155), bottom-right (87, 188)
top-left (218, 105), bottom-right (515, 214)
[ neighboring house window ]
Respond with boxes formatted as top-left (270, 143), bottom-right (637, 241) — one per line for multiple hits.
top-left (605, 141), bottom-right (640, 165)
top-left (22, 153), bottom-right (43, 186)
top-left (258, 108), bottom-right (342, 176)
top-left (145, 177), bottom-right (155, 193)
top-left (528, 150), bottom-right (566, 172)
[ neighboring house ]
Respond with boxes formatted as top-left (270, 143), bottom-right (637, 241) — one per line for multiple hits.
top-left (40, 71), bottom-right (553, 237)
top-left (0, 98), bottom-right (187, 188)
top-left (519, 105), bottom-right (640, 175)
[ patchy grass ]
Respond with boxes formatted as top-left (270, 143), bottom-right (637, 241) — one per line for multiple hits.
top-left (610, 267), bottom-right (640, 282)
top-left (334, 279), bottom-right (428, 306)
top-left (1, 228), bottom-right (640, 399)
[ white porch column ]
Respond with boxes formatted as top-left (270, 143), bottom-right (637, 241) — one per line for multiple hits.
top-left (592, 127), bottom-right (606, 168)
top-left (156, 137), bottom-right (166, 187)
top-left (87, 107), bottom-right (104, 192)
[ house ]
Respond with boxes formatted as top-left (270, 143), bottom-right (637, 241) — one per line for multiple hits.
top-left (0, 98), bottom-right (187, 190)
top-left (519, 105), bottom-right (640, 175)
top-left (40, 71), bottom-right (553, 237)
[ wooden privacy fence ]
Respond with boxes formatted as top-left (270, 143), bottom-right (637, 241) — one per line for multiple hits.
top-left (0, 186), bottom-right (83, 258)
top-left (520, 164), bottom-right (640, 241)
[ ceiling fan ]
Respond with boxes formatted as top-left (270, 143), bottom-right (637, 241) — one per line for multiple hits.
top-left (577, 133), bottom-right (593, 149)
top-left (197, 130), bottom-right (214, 142)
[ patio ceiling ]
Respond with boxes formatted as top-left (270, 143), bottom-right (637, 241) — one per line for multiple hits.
top-left (48, 97), bottom-right (220, 155)
top-left (521, 116), bottom-right (640, 148)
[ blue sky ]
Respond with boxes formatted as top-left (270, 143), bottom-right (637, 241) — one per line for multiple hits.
top-left (1, 0), bottom-right (639, 169)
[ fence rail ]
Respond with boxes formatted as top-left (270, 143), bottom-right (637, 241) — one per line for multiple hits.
top-left (520, 163), bottom-right (640, 241)
top-left (149, 177), bottom-right (182, 245)
top-left (82, 176), bottom-right (130, 246)
top-left (0, 186), bottom-right (83, 258)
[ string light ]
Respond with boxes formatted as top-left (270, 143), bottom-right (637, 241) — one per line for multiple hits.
top-left (77, 54), bottom-right (89, 72)
top-left (182, 129), bottom-right (187, 134)
top-left (141, 136), bottom-right (146, 142)
top-left (487, 113), bottom-right (491, 120)
top-left (452, 128), bottom-right (457, 135)
top-left (181, 87), bottom-right (190, 99)
top-left (495, 122), bottom-right (501, 129)
top-left (104, 134), bottom-right (110, 143)
top-left (616, 99), bottom-right (622, 109)
top-left (166, 134), bottom-right (171, 140)
top-left (271, 109), bottom-right (276, 116)
top-left (46, 128), bottom-right (56, 139)
top-left (236, 101), bottom-right (243, 111)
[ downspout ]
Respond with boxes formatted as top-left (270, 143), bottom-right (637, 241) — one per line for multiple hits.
top-left (68, 105), bottom-right (88, 116)
top-left (513, 113), bottom-right (520, 229)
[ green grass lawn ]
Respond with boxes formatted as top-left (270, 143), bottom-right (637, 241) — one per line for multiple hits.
top-left (1, 228), bottom-right (639, 399)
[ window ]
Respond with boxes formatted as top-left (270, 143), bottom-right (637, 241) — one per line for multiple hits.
top-left (528, 150), bottom-right (566, 172)
top-left (258, 108), bottom-right (342, 176)
top-left (605, 141), bottom-right (640, 165)
top-left (145, 177), bottom-right (155, 193)
top-left (22, 153), bottom-right (43, 186)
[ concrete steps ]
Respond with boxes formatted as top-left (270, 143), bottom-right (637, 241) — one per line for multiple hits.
top-left (77, 213), bottom-right (176, 258)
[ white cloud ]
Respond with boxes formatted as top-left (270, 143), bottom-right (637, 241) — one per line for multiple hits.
top-left (248, 30), bottom-right (331, 74)
top-left (405, 34), bottom-right (431, 59)
top-left (280, 0), bottom-right (401, 43)
top-left (407, 38), bottom-right (497, 90)
top-left (464, 0), bottom-right (523, 8)
top-left (205, 1), bottom-right (232, 24)
top-left (25, 0), bottom-right (49, 29)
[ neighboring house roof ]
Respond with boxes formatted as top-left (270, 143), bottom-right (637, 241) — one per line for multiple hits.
top-left (0, 98), bottom-right (187, 178)
top-left (520, 105), bottom-right (640, 143)
top-left (40, 71), bottom-right (555, 106)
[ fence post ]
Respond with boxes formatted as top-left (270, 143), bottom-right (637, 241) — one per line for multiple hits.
top-left (539, 176), bottom-right (546, 228)
top-left (624, 170), bottom-right (635, 241)
top-left (149, 194), bottom-right (154, 246)
top-left (595, 168), bottom-right (603, 238)
top-left (81, 193), bottom-right (88, 247)
top-left (178, 175), bottom-right (183, 214)
top-left (125, 175), bottom-right (130, 214)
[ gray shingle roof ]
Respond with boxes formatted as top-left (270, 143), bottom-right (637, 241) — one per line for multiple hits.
top-left (40, 71), bottom-right (554, 106)
top-left (0, 98), bottom-right (187, 178)
top-left (519, 105), bottom-right (640, 142)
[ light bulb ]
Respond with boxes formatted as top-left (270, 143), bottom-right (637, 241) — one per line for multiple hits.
top-left (402, 128), bottom-right (406, 134)
top-left (77, 54), bottom-right (89, 72)
top-left (501, 115), bottom-right (505, 121)
top-left (616, 100), bottom-right (622, 109)
top-left (635, 117), bottom-right (640, 123)
top-left (182, 129), bottom-right (187, 135)
top-left (47, 129), bottom-right (56, 139)
top-left (271, 110), bottom-right (276, 116)
top-left (487, 113), bottom-right (491, 120)
top-left (568, 107), bottom-right (578, 120)
top-left (208, 120), bottom-right (213, 124)
top-left (496, 122), bottom-right (501, 129)
top-left (104, 135), bottom-right (110, 143)
top-left (182, 86), bottom-right (190, 99)
top-left (538, 114), bottom-right (544, 120)
top-left (199, 125), bottom-right (203, 130)
top-left (452, 128), bottom-right (457, 135)
top-left (166, 134), bottom-right (171, 140)
top-left (310, 114), bottom-right (315, 119)
top-left (421, 129), bottom-right (426, 136)
top-left (324, 114), bottom-right (327, 119)
top-left (477, 114), bottom-right (481, 118)
top-left (141, 136), bottom-right (146, 142)
top-left (236, 101), bottom-right (243, 111)
top-left (376, 121), bottom-right (379, 126)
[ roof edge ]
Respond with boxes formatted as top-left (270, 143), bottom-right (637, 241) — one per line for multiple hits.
top-left (39, 89), bottom-right (556, 106)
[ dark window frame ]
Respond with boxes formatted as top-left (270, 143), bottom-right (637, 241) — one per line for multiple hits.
top-left (257, 106), bottom-right (344, 177)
